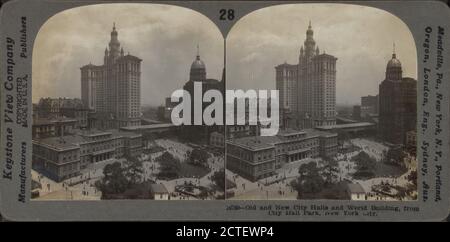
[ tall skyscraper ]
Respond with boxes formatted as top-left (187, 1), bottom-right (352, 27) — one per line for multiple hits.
top-left (379, 48), bottom-right (417, 145)
top-left (275, 22), bottom-right (337, 129)
top-left (81, 23), bottom-right (142, 129)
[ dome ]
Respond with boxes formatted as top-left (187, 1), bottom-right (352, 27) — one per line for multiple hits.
top-left (191, 55), bottom-right (205, 70)
top-left (387, 54), bottom-right (402, 68)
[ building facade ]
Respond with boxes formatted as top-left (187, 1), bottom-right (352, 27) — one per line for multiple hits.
top-left (275, 22), bottom-right (337, 129)
top-left (226, 128), bottom-right (337, 181)
top-left (81, 23), bottom-right (142, 129)
top-left (352, 105), bottom-right (361, 120)
top-left (361, 95), bottom-right (379, 117)
top-left (35, 98), bottom-right (89, 129)
top-left (32, 129), bottom-right (143, 181)
top-left (209, 131), bottom-right (225, 148)
top-left (379, 50), bottom-right (417, 145)
top-left (32, 117), bottom-right (77, 139)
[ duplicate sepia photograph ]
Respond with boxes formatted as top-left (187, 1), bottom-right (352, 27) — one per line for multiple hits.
top-left (225, 4), bottom-right (418, 201)
top-left (31, 4), bottom-right (225, 201)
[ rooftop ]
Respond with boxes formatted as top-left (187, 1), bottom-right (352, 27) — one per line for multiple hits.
top-left (34, 128), bottom-right (142, 150)
top-left (33, 135), bottom-right (84, 151)
top-left (303, 128), bottom-right (338, 138)
top-left (33, 117), bottom-right (77, 126)
top-left (108, 129), bottom-right (142, 138)
top-left (275, 62), bottom-right (297, 68)
top-left (150, 183), bottom-right (169, 194)
top-left (228, 136), bottom-right (280, 150)
top-left (227, 128), bottom-right (337, 150)
top-left (75, 129), bottom-right (112, 137)
top-left (120, 123), bottom-right (175, 131)
top-left (347, 183), bottom-right (365, 194)
top-left (277, 128), bottom-right (305, 137)
top-left (315, 122), bottom-right (376, 130)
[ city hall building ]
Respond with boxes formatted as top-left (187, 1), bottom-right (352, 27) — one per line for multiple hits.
top-left (32, 129), bottom-right (143, 182)
top-left (226, 129), bottom-right (338, 181)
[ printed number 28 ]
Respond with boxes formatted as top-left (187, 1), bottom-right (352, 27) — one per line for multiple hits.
top-left (219, 9), bottom-right (235, 20)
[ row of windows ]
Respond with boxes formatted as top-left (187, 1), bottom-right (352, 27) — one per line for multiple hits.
top-left (61, 152), bottom-right (78, 162)
top-left (277, 140), bottom-right (317, 153)
top-left (61, 162), bottom-right (78, 173)
top-left (257, 162), bottom-right (273, 172)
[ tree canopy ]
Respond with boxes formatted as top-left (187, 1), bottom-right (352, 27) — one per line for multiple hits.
top-left (156, 151), bottom-right (181, 179)
top-left (291, 162), bottom-right (325, 198)
top-left (188, 148), bottom-right (209, 166)
top-left (211, 169), bottom-right (225, 191)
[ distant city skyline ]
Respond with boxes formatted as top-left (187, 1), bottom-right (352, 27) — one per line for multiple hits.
top-left (32, 4), bottom-right (224, 106)
top-left (227, 4), bottom-right (417, 105)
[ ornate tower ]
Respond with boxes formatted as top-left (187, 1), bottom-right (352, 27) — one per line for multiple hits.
top-left (82, 22), bottom-right (142, 129)
top-left (303, 21), bottom-right (316, 61)
top-left (295, 21), bottom-right (337, 128)
top-left (108, 22), bottom-right (121, 61)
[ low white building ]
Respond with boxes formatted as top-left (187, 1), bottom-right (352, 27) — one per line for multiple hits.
top-left (347, 183), bottom-right (366, 201)
top-left (150, 184), bottom-right (169, 200)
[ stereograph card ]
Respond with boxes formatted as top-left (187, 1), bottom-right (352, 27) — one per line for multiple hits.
top-left (0, 0), bottom-right (449, 221)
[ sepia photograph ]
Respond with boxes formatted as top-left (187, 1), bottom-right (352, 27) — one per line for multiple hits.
top-left (225, 4), bottom-right (418, 201)
top-left (31, 4), bottom-right (225, 200)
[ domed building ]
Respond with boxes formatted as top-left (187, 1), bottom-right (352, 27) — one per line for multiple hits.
top-left (379, 47), bottom-right (417, 145)
top-left (190, 50), bottom-right (207, 82)
top-left (181, 46), bottom-right (224, 143)
top-left (385, 51), bottom-right (402, 81)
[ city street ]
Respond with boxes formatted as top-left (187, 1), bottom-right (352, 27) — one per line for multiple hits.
top-left (226, 138), bottom-right (416, 201)
top-left (32, 138), bottom-right (224, 200)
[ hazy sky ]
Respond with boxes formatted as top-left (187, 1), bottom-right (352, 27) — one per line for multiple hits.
top-left (33, 4), bottom-right (224, 106)
top-left (33, 3), bottom-right (417, 107)
top-left (227, 4), bottom-right (417, 105)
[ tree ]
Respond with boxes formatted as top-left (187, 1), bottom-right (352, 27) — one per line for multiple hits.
top-left (384, 147), bottom-right (407, 166)
top-left (96, 162), bottom-right (128, 196)
top-left (292, 162), bottom-right (325, 198)
top-left (156, 152), bottom-right (181, 179)
top-left (211, 169), bottom-right (225, 191)
top-left (189, 148), bottom-right (209, 166)
top-left (124, 155), bottom-right (144, 186)
top-left (407, 170), bottom-right (417, 186)
top-left (352, 151), bottom-right (376, 177)
top-left (321, 157), bottom-right (339, 185)
top-left (198, 188), bottom-right (209, 199)
top-left (337, 130), bottom-right (350, 143)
